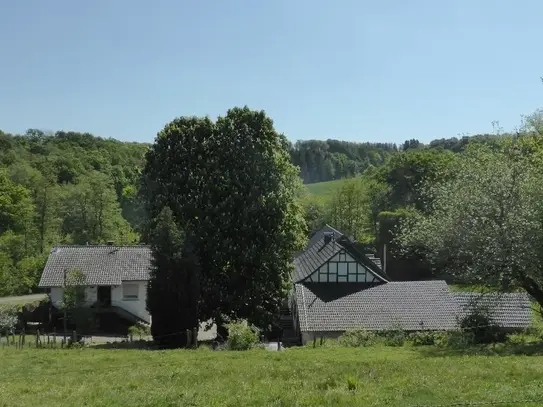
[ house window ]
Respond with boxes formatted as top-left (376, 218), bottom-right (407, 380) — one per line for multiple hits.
top-left (122, 284), bottom-right (139, 300)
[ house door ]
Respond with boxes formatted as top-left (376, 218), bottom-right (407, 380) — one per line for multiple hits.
top-left (97, 286), bottom-right (112, 307)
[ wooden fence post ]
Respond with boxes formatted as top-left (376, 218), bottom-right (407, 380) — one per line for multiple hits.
top-left (192, 327), bottom-right (198, 349)
top-left (186, 329), bottom-right (191, 348)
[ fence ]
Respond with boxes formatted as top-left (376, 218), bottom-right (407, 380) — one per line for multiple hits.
top-left (0, 327), bottom-right (135, 349)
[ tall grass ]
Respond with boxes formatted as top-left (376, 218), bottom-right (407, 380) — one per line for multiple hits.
top-left (2, 345), bottom-right (543, 406)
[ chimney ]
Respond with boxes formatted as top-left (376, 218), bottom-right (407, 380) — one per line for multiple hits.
top-left (383, 243), bottom-right (387, 274)
top-left (323, 232), bottom-right (334, 245)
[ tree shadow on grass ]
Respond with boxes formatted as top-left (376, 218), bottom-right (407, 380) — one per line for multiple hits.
top-left (416, 342), bottom-right (543, 357)
top-left (91, 339), bottom-right (159, 350)
top-left (91, 339), bottom-right (220, 351)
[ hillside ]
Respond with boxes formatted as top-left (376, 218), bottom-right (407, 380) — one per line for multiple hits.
top-left (305, 178), bottom-right (346, 198)
top-left (290, 139), bottom-right (397, 184)
top-left (292, 133), bottom-right (500, 185)
top-left (0, 129), bottom-right (149, 297)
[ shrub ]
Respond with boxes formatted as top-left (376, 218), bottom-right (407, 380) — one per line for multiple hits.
top-left (226, 321), bottom-right (260, 350)
top-left (128, 322), bottom-right (152, 340)
top-left (432, 332), bottom-right (450, 347)
top-left (507, 332), bottom-right (538, 345)
top-left (410, 331), bottom-right (438, 346)
top-left (339, 328), bottom-right (378, 347)
top-left (346, 376), bottom-right (358, 391)
top-left (445, 330), bottom-right (475, 348)
top-left (382, 326), bottom-right (407, 347)
top-left (0, 305), bottom-right (18, 335)
top-left (460, 307), bottom-right (505, 344)
top-left (66, 338), bottom-right (86, 349)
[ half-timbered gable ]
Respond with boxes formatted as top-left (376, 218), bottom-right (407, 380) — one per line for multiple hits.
top-left (302, 249), bottom-right (381, 283)
top-left (293, 226), bottom-right (388, 285)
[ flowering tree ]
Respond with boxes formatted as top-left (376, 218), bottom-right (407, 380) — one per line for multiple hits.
top-left (398, 137), bottom-right (543, 309)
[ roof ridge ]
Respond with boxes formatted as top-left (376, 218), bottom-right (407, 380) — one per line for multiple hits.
top-left (387, 280), bottom-right (448, 285)
top-left (324, 224), bottom-right (344, 236)
top-left (53, 245), bottom-right (150, 248)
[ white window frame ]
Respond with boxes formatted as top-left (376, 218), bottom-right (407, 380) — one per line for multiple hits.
top-left (122, 283), bottom-right (139, 300)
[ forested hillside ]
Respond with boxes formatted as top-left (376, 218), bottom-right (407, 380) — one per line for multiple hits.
top-left (290, 135), bottom-right (501, 184)
top-left (0, 129), bottom-right (148, 296)
top-left (290, 139), bottom-right (398, 183)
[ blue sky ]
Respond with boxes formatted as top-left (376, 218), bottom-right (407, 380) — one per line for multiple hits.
top-left (1, 0), bottom-right (542, 144)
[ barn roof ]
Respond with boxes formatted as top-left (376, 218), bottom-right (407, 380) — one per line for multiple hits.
top-left (454, 292), bottom-right (533, 329)
top-left (295, 280), bottom-right (459, 332)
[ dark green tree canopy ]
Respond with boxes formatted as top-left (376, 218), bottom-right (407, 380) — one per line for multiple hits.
top-left (141, 107), bottom-right (306, 333)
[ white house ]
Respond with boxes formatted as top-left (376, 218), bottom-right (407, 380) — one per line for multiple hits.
top-left (38, 244), bottom-right (152, 323)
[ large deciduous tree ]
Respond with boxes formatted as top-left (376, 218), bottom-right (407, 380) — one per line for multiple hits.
top-left (397, 138), bottom-right (543, 308)
top-left (61, 171), bottom-right (135, 244)
top-left (327, 178), bottom-right (369, 240)
top-left (141, 107), bottom-right (306, 345)
top-left (0, 169), bottom-right (33, 235)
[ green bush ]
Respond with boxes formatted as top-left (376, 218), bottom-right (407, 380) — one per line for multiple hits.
top-left (410, 331), bottom-right (438, 346)
top-left (226, 321), bottom-right (260, 351)
top-left (382, 327), bottom-right (407, 347)
top-left (506, 332), bottom-right (539, 345)
top-left (128, 322), bottom-right (151, 340)
top-left (339, 328), bottom-right (378, 347)
top-left (432, 332), bottom-right (450, 347)
top-left (460, 309), bottom-right (505, 344)
top-left (445, 330), bottom-right (475, 348)
top-left (0, 305), bottom-right (18, 335)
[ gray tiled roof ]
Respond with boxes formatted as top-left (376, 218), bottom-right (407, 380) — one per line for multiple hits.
top-left (293, 235), bottom-right (343, 282)
top-left (365, 254), bottom-right (382, 270)
top-left (296, 280), bottom-right (459, 332)
top-left (38, 245), bottom-right (151, 287)
top-left (301, 225), bottom-right (345, 254)
top-left (454, 292), bottom-right (533, 329)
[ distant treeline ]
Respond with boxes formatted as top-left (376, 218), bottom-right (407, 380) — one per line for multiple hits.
top-left (290, 134), bottom-right (501, 184)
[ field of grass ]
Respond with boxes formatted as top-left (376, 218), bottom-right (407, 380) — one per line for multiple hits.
top-left (0, 294), bottom-right (47, 305)
top-left (305, 179), bottom-right (344, 198)
top-left (2, 345), bottom-right (543, 407)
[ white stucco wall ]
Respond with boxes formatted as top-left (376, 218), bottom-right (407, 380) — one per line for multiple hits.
top-left (50, 286), bottom-right (97, 307)
top-left (111, 281), bottom-right (150, 323)
top-left (49, 281), bottom-right (150, 323)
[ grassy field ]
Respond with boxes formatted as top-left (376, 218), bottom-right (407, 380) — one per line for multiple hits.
top-left (305, 179), bottom-right (344, 198)
top-left (0, 294), bottom-right (47, 305)
top-left (2, 345), bottom-right (543, 407)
